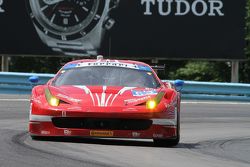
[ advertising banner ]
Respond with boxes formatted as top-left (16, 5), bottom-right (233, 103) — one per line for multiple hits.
top-left (0, 0), bottom-right (246, 59)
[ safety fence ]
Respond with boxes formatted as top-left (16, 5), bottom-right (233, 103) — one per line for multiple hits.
top-left (0, 72), bottom-right (250, 102)
top-left (0, 72), bottom-right (54, 94)
top-left (164, 80), bottom-right (250, 102)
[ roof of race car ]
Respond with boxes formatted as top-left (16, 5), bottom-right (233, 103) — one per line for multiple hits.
top-left (62, 59), bottom-right (153, 72)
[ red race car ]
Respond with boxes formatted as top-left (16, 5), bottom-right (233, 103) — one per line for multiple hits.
top-left (29, 57), bottom-right (184, 146)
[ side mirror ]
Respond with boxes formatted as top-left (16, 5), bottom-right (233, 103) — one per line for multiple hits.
top-left (174, 80), bottom-right (184, 92)
top-left (29, 76), bottom-right (39, 84)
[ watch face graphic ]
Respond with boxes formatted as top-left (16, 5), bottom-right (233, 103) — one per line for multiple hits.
top-left (28, 0), bottom-right (105, 41)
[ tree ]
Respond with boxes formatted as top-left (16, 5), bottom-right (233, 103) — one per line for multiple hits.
top-left (168, 61), bottom-right (230, 82)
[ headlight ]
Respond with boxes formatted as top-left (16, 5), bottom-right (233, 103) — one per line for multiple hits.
top-left (146, 100), bottom-right (157, 109)
top-left (45, 88), bottom-right (60, 107)
top-left (146, 92), bottom-right (165, 110)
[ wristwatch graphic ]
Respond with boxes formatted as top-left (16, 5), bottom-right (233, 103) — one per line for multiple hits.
top-left (26, 0), bottom-right (119, 56)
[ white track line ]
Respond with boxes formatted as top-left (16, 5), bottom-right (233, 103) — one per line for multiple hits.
top-left (0, 99), bottom-right (29, 102)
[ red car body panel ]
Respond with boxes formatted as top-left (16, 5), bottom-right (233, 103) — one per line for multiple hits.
top-left (29, 59), bottom-right (181, 140)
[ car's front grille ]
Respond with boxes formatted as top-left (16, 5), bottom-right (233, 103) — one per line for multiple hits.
top-left (52, 117), bottom-right (152, 130)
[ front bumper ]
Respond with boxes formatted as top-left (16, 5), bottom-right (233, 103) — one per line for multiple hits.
top-left (29, 115), bottom-right (177, 139)
top-left (29, 102), bottom-right (178, 139)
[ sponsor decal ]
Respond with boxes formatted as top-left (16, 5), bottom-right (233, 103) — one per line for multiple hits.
top-left (90, 130), bottom-right (114, 137)
top-left (110, 87), bottom-right (135, 105)
top-left (124, 96), bottom-right (151, 105)
top-left (63, 61), bottom-right (152, 72)
top-left (41, 130), bottom-right (50, 135)
top-left (132, 132), bottom-right (141, 138)
top-left (57, 93), bottom-right (81, 103)
top-left (141, 0), bottom-right (224, 16)
top-left (132, 90), bottom-right (158, 96)
top-left (77, 62), bottom-right (138, 69)
top-left (153, 133), bottom-right (164, 138)
top-left (64, 129), bottom-right (72, 135)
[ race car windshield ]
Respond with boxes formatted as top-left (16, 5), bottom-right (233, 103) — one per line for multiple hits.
top-left (53, 66), bottom-right (161, 88)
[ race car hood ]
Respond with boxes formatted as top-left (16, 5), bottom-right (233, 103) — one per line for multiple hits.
top-left (48, 85), bottom-right (161, 107)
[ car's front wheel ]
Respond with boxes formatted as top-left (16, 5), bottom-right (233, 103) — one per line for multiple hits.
top-left (153, 106), bottom-right (180, 147)
top-left (153, 136), bottom-right (179, 147)
top-left (30, 135), bottom-right (48, 140)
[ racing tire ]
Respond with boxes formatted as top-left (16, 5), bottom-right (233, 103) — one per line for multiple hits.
top-left (30, 135), bottom-right (47, 141)
top-left (153, 105), bottom-right (180, 147)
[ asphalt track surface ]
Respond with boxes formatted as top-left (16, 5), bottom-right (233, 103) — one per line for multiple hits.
top-left (0, 94), bottom-right (250, 167)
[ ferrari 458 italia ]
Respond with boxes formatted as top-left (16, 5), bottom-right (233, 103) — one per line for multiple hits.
top-left (29, 57), bottom-right (184, 146)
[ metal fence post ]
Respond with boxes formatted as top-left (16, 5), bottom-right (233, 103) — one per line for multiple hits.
top-left (1, 55), bottom-right (9, 72)
top-left (231, 61), bottom-right (239, 83)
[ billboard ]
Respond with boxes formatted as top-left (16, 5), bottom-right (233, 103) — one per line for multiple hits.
top-left (0, 0), bottom-right (246, 59)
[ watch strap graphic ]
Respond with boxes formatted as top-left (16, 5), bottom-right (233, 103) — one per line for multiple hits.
top-left (52, 42), bottom-right (98, 56)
